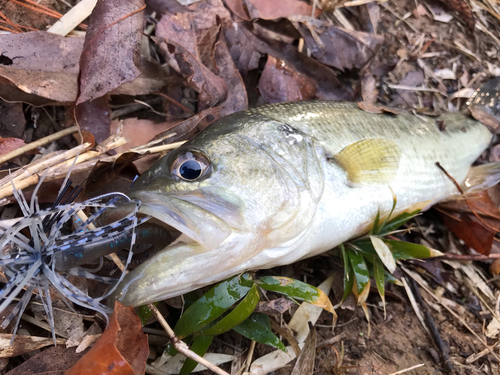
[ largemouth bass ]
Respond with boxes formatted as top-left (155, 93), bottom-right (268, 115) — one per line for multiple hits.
top-left (106, 97), bottom-right (497, 307)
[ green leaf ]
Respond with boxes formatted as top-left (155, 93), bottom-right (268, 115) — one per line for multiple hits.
top-left (373, 256), bottom-right (386, 317)
top-left (137, 302), bottom-right (157, 326)
top-left (378, 210), bottom-right (420, 236)
top-left (174, 274), bottom-right (253, 338)
top-left (179, 335), bottom-right (213, 375)
top-left (233, 313), bottom-right (286, 351)
top-left (255, 276), bottom-right (335, 314)
top-left (340, 244), bottom-right (354, 302)
top-left (383, 239), bottom-right (438, 260)
top-left (202, 284), bottom-right (260, 336)
top-left (371, 209), bottom-right (381, 235)
top-left (347, 248), bottom-right (370, 296)
top-left (375, 189), bottom-right (398, 234)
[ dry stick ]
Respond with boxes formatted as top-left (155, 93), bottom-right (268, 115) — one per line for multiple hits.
top-left (407, 277), bottom-right (453, 373)
top-left (0, 126), bottom-right (79, 165)
top-left (388, 363), bottom-right (425, 375)
top-left (153, 92), bottom-right (195, 115)
top-left (94, 223), bottom-right (230, 375)
top-left (47, 0), bottom-right (97, 36)
top-left (403, 268), bottom-right (500, 362)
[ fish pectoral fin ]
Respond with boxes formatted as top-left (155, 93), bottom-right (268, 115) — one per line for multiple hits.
top-left (334, 138), bottom-right (402, 185)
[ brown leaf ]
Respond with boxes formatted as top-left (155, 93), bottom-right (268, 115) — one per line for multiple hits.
top-left (213, 22), bottom-right (248, 116)
top-left (65, 302), bottom-right (148, 375)
top-left (76, 0), bottom-right (145, 104)
top-left (290, 16), bottom-right (384, 71)
top-left (240, 23), bottom-right (352, 100)
top-left (254, 297), bottom-right (295, 315)
top-left (224, 22), bottom-right (262, 75)
top-left (0, 102), bottom-right (25, 138)
top-left (223, 0), bottom-right (251, 20)
top-left (74, 95), bottom-right (111, 144)
top-left (244, 0), bottom-right (321, 20)
top-left (0, 334), bottom-right (65, 358)
top-left (110, 118), bottom-right (180, 172)
top-left (0, 31), bottom-right (83, 103)
top-left (439, 212), bottom-right (495, 255)
top-left (0, 137), bottom-right (25, 156)
top-left (0, 30), bottom-right (165, 105)
top-left (269, 319), bottom-right (301, 357)
top-left (258, 55), bottom-right (316, 103)
top-left (290, 323), bottom-right (316, 375)
top-left (155, 4), bottom-right (247, 115)
top-left (5, 345), bottom-right (85, 375)
top-left (490, 258), bottom-right (500, 277)
top-left (157, 39), bottom-right (228, 111)
top-left (437, 0), bottom-right (475, 30)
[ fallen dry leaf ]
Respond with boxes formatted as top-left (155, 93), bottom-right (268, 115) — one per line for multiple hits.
top-left (254, 297), bottom-right (295, 315)
top-left (155, 2), bottom-right (247, 115)
top-left (290, 16), bottom-right (384, 72)
top-left (258, 55), bottom-right (316, 103)
top-left (156, 38), bottom-right (227, 111)
top-left (241, 24), bottom-right (351, 100)
top-left (290, 323), bottom-right (316, 375)
top-left (438, 212), bottom-right (495, 255)
top-left (212, 22), bottom-right (248, 115)
top-left (74, 95), bottom-right (111, 144)
top-left (5, 345), bottom-right (85, 375)
top-left (490, 258), bottom-right (500, 277)
top-left (224, 22), bottom-right (262, 75)
top-left (0, 102), bottom-right (26, 138)
top-left (438, 0), bottom-right (475, 30)
top-left (0, 334), bottom-right (65, 358)
top-left (0, 31), bottom-right (83, 103)
top-left (243, 0), bottom-right (321, 20)
top-left (65, 302), bottom-right (148, 375)
top-left (0, 137), bottom-right (25, 156)
top-left (76, 0), bottom-right (145, 104)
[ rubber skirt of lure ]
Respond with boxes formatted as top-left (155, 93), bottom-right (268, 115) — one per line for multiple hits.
top-left (0, 187), bottom-right (144, 344)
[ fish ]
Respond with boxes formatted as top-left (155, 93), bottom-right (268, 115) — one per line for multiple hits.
top-left (105, 86), bottom-right (500, 307)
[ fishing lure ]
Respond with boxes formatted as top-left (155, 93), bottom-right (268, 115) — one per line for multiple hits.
top-left (0, 173), bottom-right (144, 343)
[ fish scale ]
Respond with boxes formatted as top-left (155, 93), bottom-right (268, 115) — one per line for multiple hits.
top-left (107, 97), bottom-right (496, 307)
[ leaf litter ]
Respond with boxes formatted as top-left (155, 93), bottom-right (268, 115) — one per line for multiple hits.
top-left (1, 0), bottom-right (500, 374)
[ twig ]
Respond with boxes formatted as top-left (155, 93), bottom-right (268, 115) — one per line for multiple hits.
top-left (388, 363), bottom-right (425, 375)
top-left (407, 278), bottom-right (453, 372)
top-left (48, 0), bottom-right (97, 36)
top-left (239, 340), bottom-right (256, 375)
top-left (387, 85), bottom-right (444, 94)
top-left (153, 92), bottom-right (195, 115)
top-left (436, 253), bottom-right (500, 261)
top-left (148, 305), bottom-right (230, 375)
top-left (403, 268), bottom-right (500, 362)
top-left (0, 126), bottom-right (79, 165)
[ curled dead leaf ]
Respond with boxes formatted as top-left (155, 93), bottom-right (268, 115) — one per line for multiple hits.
top-left (258, 55), bottom-right (316, 103)
top-left (65, 302), bottom-right (148, 375)
top-left (76, 0), bottom-right (145, 104)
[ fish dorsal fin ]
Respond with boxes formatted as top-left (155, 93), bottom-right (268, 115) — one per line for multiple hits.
top-left (334, 138), bottom-right (402, 185)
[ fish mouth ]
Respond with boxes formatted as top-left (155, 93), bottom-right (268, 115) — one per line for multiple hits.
top-left (130, 190), bottom-right (232, 251)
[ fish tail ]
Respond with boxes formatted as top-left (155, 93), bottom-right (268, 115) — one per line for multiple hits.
top-left (468, 77), bottom-right (500, 131)
top-left (462, 161), bottom-right (500, 194)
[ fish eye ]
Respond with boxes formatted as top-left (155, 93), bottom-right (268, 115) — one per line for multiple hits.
top-left (171, 150), bottom-right (211, 181)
